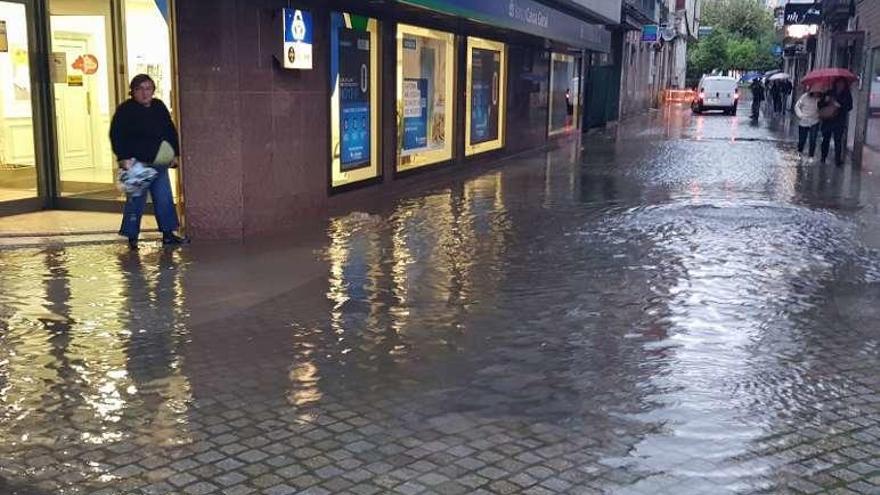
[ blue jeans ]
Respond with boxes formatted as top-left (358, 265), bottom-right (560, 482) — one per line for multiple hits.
top-left (119, 166), bottom-right (179, 239)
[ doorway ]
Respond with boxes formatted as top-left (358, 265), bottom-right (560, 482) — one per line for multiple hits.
top-left (0, 0), bottom-right (178, 217)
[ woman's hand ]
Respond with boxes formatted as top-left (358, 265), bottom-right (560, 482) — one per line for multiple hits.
top-left (120, 158), bottom-right (135, 170)
top-left (170, 157), bottom-right (179, 169)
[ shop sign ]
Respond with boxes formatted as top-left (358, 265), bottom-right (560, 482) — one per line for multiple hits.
top-left (641, 25), bottom-right (659, 43)
top-left (338, 29), bottom-right (370, 169)
top-left (282, 7), bottom-right (313, 70)
top-left (784, 3), bottom-right (820, 26)
top-left (470, 48), bottom-right (501, 145)
top-left (399, 0), bottom-right (610, 52)
top-left (0, 21), bottom-right (8, 53)
top-left (67, 74), bottom-right (83, 87)
top-left (72, 54), bottom-right (99, 75)
top-left (402, 78), bottom-right (428, 151)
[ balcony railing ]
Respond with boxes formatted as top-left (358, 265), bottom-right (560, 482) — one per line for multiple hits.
top-left (626, 0), bottom-right (656, 23)
top-left (821, 0), bottom-right (853, 25)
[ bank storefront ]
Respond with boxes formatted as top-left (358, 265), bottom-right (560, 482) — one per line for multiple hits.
top-left (316, 0), bottom-right (614, 190)
top-left (174, 0), bottom-right (615, 238)
top-left (0, 0), bottom-right (178, 216)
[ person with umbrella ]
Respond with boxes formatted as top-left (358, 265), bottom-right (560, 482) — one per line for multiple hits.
top-left (750, 77), bottom-right (765, 119)
top-left (817, 78), bottom-right (854, 166)
top-left (801, 68), bottom-right (857, 166)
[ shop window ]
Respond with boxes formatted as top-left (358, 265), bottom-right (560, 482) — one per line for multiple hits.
top-left (396, 24), bottom-right (454, 172)
top-left (330, 12), bottom-right (380, 189)
top-left (0, 1), bottom-right (39, 203)
top-left (548, 53), bottom-right (578, 136)
top-left (867, 48), bottom-right (880, 152)
top-left (465, 37), bottom-right (506, 156)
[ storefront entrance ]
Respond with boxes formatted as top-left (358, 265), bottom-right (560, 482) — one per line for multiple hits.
top-left (0, 0), bottom-right (177, 217)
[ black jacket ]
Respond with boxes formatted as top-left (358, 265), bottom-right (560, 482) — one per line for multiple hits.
top-left (109, 98), bottom-right (179, 166)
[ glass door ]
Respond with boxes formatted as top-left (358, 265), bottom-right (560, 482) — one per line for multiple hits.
top-left (0, 0), bottom-right (42, 210)
top-left (49, 0), bottom-right (118, 201)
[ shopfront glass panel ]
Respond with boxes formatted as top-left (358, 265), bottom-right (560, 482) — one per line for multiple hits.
top-left (330, 12), bottom-right (380, 189)
top-left (466, 37), bottom-right (506, 156)
top-left (867, 48), bottom-right (880, 153)
top-left (123, 0), bottom-right (177, 199)
top-left (549, 52), bottom-right (578, 135)
top-left (50, 0), bottom-right (118, 199)
top-left (0, 1), bottom-right (38, 203)
top-left (396, 25), bottom-right (454, 172)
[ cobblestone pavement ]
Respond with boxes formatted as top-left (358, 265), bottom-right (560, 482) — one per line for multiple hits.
top-left (3, 106), bottom-right (880, 494)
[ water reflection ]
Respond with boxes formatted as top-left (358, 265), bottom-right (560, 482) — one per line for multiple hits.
top-left (0, 106), bottom-right (879, 493)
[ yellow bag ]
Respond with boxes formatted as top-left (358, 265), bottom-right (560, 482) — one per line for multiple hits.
top-left (152, 140), bottom-right (176, 166)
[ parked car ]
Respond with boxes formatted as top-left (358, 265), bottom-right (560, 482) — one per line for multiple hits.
top-left (871, 77), bottom-right (880, 115)
top-left (692, 76), bottom-right (739, 115)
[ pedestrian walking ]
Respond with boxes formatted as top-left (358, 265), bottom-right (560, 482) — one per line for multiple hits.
top-left (770, 82), bottom-right (783, 114)
top-left (780, 79), bottom-right (793, 114)
top-left (794, 89), bottom-right (821, 161)
top-left (110, 74), bottom-right (189, 250)
top-left (750, 78), bottom-right (765, 119)
top-left (818, 78), bottom-right (853, 167)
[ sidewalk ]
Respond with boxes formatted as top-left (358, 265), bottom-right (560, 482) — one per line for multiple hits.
top-left (0, 210), bottom-right (159, 248)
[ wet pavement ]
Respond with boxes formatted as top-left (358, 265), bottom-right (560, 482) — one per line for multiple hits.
top-left (3, 104), bottom-right (880, 495)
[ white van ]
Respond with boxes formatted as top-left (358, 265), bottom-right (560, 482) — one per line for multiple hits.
top-left (692, 76), bottom-right (739, 115)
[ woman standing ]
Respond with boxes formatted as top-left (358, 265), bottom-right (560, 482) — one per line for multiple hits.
top-left (794, 89), bottom-right (822, 160)
top-left (818, 78), bottom-right (853, 167)
top-left (110, 74), bottom-right (188, 250)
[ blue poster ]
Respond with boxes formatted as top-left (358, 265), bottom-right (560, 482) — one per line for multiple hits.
top-left (470, 48), bottom-right (500, 145)
top-left (403, 78), bottom-right (428, 151)
top-left (338, 29), bottom-right (371, 169)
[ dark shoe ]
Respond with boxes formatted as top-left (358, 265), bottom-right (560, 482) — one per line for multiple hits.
top-left (128, 238), bottom-right (139, 250)
top-left (162, 233), bottom-right (190, 245)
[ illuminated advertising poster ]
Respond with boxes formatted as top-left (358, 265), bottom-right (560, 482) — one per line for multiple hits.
top-left (402, 78), bottom-right (428, 151)
top-left (338, 29), bottom-right (371, 169)
top-left (470, 48), bottom-right (500, 145)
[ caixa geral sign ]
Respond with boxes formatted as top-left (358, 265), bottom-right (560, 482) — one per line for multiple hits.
top-left (280, 7), bottom-right (313, 70)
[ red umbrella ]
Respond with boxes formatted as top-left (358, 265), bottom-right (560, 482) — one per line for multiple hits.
top-left (801, 68), bottom-right (858, 88)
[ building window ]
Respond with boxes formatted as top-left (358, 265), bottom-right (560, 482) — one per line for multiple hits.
top-left (466, 37), bottom-right (506, 156)
top-left (330, 12), bottom-right (380, 189)
top-left (396, 24), bottom-right (455, 172)
top-left (548, 53), bottom-right (578, 135)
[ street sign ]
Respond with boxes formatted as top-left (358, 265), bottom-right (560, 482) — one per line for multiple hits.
top-left (698, 25), bottom-right (713, 38)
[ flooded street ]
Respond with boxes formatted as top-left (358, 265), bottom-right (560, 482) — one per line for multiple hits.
top-left (3, 105), bottom-right (880, 494)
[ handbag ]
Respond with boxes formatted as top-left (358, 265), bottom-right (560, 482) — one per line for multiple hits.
top-left (818, 99), bottom-right (840, 120)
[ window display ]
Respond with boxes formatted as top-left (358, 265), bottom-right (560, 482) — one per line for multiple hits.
top-left (466, 37), bottom-right (506, 156)
top-left (549, 52), bottom-right (578, 135)
top-left (330, 12), bottom-right (379, 188)
top-left (396, 25), bottom-right (454, 172)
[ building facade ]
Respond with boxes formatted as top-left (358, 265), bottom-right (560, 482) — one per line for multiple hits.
top-left (0, 0), bottom-right (624, 239)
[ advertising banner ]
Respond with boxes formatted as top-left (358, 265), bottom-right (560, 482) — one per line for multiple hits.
top-left (283, 8), bottom-right (313, 69)
top-left (338, 29), bottom-right (371, 169)
top-left (784, 3), bottom-right (821, 26)
top-left (403, 78), bottom-right (428, 151)
top-left (470, 48), bottom-right (500, 145)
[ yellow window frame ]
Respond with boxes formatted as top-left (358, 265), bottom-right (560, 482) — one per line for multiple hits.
top-left (465, 36), bottom-right (506, 157)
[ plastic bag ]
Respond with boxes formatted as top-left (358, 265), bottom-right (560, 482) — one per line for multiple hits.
top-left (116, 161), bottom-right (158, 197)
